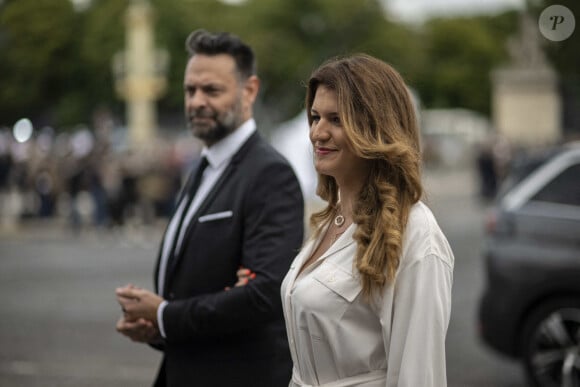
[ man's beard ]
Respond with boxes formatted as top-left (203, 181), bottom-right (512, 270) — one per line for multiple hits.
top-left (187, 99), bottom-right (243, 144)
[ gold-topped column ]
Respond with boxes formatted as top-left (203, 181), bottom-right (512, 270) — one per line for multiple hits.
top-left (112, 0), bottom-right (168, 149)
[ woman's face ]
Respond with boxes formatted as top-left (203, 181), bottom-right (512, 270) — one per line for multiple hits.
top-left (309, 85), bottom-right (368, 187)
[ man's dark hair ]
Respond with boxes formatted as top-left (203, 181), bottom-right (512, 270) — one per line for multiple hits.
top-left (185, 29), bottom-right (256, 79)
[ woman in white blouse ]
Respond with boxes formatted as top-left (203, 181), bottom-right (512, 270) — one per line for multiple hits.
top-left (239, 53), bottom-right (454, 386)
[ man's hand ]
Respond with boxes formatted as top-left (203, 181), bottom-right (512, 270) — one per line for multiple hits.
top-left (116, 284), bottom-right (164, 323)
top-left (116, 315), bottom-right (160, 343)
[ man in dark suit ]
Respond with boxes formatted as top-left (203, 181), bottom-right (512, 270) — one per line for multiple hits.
top-left (115, 29), bottom-right (304, 387)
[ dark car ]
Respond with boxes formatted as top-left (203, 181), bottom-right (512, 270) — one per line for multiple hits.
top-left (478, 142), bottom-right (580, 387)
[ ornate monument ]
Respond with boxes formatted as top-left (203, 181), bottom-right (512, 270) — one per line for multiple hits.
top-left (491, 12), bottom-right (562, 147)
top-left (112, 0), bottom-right (168, 149)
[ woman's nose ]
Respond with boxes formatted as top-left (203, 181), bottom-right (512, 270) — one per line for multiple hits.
top-left (310, 121), bottom-right (330, 142)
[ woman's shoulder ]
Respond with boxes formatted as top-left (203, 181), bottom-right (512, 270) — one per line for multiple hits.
top-left (400, 201), bottom-right (454, 271)
top-left (406, 201), bottom-right (438, 233)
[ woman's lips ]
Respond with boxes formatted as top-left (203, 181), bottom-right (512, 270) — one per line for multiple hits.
top-left (315, 147), bottom-right (337, 156)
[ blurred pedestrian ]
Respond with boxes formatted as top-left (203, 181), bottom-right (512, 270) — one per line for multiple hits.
top-left (241, 54), bottom-right (454, 386)
top-left (115, 29), bottom-right (304, 387)
top-left (476, 140), bottom-right (498, 200)
top-left (0, 131), bottom-right (14, 220)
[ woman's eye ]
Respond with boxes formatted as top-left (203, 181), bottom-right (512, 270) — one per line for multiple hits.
top-left (331, 116), bottom-right (341, 125)
top-left (311, 114), bottom-right (320, 122)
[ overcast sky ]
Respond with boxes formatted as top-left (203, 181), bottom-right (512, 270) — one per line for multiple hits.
top-left (65, 0), bottom-right (527, 21)
top-left (385, 0), bottom-right (526, 23)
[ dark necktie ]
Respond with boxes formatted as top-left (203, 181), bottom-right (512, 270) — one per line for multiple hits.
top-left (169, 156), bottom-right (208, 260)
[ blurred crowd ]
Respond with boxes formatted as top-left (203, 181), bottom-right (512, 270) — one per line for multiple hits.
top-left (0, 117), bottom-right (560, 234)
top-left (0, 125), bottom-right (200, 233)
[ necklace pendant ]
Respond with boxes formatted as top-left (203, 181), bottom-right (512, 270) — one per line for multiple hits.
top-left (334, 214), bottom-right (345, 227)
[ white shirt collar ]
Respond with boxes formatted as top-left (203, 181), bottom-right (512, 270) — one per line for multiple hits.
top-left (201, 118), bottom-right (256, 168)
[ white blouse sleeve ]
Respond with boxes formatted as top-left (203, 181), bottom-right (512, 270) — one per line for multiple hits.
top-left (381, 253), bottom-right (453, 387)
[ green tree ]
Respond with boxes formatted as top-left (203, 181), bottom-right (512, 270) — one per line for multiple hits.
top-left (235, 0), bottom-right (417, 123)
top-left (152, 0), bottom-right (418, 125)
top-left (527, 0), bottom-right (580, 137)
top-left (0, 0), bottom-right (419, 130)
top-left (0, 0), bottom-right (78, 126)
top-left (78, 0), bottom-right (127, 126)
top-left (527, 0), bottom-right (579, 76)
top-left (414, 11), bottom-right (519, 115)
top-left (151, 0), bottom-right (236, 121)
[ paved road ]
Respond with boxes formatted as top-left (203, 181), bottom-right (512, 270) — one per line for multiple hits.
top-left (0, 167), bottom-right (526, 386)
top-left (0, 224), bottom-right (162, 386)
top-left (424, 168), bottom-right (525, 387)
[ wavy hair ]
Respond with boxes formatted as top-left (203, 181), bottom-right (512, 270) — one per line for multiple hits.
top-left (306, 54), bottom-right (423, 298)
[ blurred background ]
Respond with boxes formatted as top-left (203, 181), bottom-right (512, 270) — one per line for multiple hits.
top-left (0, 0), bottom-right (578, 386)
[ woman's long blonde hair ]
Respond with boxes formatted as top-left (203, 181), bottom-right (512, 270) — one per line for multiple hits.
top-left (306, 54), bottom-right (423, 298)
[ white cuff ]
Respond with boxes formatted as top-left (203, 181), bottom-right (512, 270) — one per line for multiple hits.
top-left (157, 300), bottom-right (169, 338)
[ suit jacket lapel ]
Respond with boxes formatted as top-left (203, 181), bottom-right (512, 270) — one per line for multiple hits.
top-left (154, 157), bottom-right (208, 292)
top-left (165, 132), bottom-right (261, 282)
top-left (171, 160), bottom-right (236, 261)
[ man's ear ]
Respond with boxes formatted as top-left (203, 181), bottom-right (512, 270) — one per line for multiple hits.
top-left (243, 75), bottom-right (260, 105)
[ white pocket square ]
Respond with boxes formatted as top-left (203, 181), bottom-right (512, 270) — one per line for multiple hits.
top-left (198, 211), bottom-right (233, 223)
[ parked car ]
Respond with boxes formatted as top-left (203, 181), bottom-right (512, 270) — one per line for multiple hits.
top-left (478, 142), bottom-right (580, 387)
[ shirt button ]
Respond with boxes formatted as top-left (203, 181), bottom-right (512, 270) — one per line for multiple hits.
top-left (327, 273), bottom-right (336, 282)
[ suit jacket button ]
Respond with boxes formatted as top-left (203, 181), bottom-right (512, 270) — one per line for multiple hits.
top-left (169, 292), bottom-right (175, 299)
